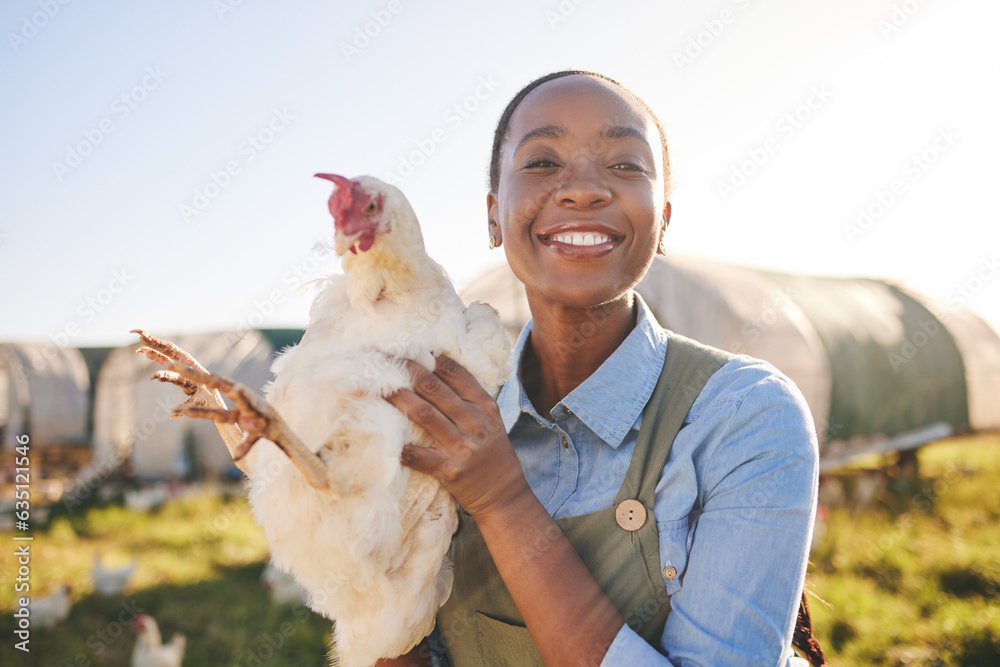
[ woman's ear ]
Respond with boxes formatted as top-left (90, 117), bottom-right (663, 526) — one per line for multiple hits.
top-left (487, 191), bottom-right (502, 248)
top-left (657, 201), bottom-right (672, 255)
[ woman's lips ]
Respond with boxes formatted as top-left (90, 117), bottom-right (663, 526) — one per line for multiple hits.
top-left (538, 228), bottom-right (620, 259)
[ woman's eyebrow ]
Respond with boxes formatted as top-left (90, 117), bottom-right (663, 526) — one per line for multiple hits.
top-left (511, 124), bottom-right (652, 155)
top-left (512, 125), bottom-right (565, 154)
top-left (602, 125), bottom-right (651, 147)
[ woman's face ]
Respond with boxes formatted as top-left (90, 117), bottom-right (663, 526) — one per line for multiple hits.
top-left (489, 75), bottom-right (670, 311)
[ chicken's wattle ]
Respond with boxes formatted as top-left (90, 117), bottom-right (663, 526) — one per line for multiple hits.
top-left (351, 233), bottom-right (375, 254)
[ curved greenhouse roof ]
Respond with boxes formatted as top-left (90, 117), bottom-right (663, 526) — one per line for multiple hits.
top-left (0, 343), bottom-right (91, 449)
top-left (461, 255), bottom-right (1000, 468)
top-left (92, 329), bottom-right (285, 478)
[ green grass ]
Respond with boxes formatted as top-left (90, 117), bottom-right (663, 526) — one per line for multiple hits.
top-left (808, 434), bottom-right (1000, 665)
top-left (0, 486), bottom-right (332, 666)
top-left (2, 435), bottom-right (999, 666)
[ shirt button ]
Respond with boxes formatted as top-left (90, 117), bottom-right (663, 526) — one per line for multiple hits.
top-left (663, 566), bottom-right (677, 580)
top-left (562, 406), bottom-right (572, 415)
top-left (561, 437), bottom-right (568, 448)
top-left (615, 499), bottom-right (646, 531)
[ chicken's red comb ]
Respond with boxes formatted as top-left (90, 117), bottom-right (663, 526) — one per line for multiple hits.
top-left (315, 173), bottom-right (354, 219)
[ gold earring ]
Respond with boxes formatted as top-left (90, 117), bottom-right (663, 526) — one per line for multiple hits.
top-left (489, 236), bottom-right (496, 250)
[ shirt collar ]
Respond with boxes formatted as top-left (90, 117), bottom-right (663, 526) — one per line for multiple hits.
top-left (497, 293), bottom-right (669, 448)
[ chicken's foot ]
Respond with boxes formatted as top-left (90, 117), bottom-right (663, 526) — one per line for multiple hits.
top-left (132, 330), bottom-right (330, 492)
top-left (133, 329), bottom-right (252, 477)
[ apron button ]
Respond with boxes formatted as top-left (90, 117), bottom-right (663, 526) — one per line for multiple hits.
top-left (615, 499), bottom-right (646, 531)
top-left (663, 566), bottom-right (677, 580)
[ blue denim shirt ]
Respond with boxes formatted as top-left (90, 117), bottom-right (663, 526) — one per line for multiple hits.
top-left (497, 294), bottom-right (818, 666)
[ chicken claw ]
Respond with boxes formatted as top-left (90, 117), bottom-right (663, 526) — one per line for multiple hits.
top-left (149, 370), bottom-right (200, 400)
top-left (132, 329), bottom-right (251, 477)
top-left (133, 329), bottom-right (331, 491)
top-left (166, 362), bottom-right (272, 458)
top-left (132, 329), bottom-right (210, 371)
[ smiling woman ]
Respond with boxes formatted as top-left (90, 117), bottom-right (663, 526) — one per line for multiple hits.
top-left (382, 71), bottom-right (823, 666)
top-left (486, 72), bottom-right (670, 326)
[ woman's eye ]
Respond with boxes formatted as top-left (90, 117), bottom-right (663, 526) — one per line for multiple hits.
top-left (611, 162), bottom-right (646, 173)
top-left (525, 159), bottom-right (559, 169)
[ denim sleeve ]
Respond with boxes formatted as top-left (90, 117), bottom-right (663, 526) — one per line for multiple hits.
top-left (601, 622), bottom-right (677, 665)
top-left (599, 625), bottom-right (815, 667)
top-left (652, 364), bottom-right (819, 666)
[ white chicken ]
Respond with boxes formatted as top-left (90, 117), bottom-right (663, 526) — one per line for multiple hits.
top-left (92, 552), bottom-right (137, 596)
top-left (134, 174), bottom-right (510, 666)
top-left (124, 485), bottom-right (170, 513)
top-left (131, 613), bottom-right (186, 667)
top-left (29, 584), bottom-right (72, 629)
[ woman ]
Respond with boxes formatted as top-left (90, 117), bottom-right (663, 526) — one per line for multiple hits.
top-left (383, 70), bottom-right (820, 666)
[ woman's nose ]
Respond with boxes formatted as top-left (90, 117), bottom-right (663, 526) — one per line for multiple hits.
top-left (553, 155), bottom-right (611, 208)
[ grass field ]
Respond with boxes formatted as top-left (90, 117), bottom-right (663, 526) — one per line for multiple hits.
top-left (808, 433), bottom-right (1000, 665)
top-left (0, 486), bottom-right (333, 666)
top-left (1, 435), bottom-right (999, 666)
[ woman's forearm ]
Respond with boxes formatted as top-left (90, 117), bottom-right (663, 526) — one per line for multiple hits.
top-left (473, 488), bottom-right (625, 666)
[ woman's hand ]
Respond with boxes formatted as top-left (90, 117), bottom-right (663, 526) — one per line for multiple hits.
top-left (388, 355), bottom-right (626, 665)
top-left (385, 355), bottom-right (531, 519)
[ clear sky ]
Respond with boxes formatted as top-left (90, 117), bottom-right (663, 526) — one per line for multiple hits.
top-left (1, 0), bottom-right (997, 347)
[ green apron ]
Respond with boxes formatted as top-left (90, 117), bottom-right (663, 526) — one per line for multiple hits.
top-left (438, 333), bottom-right (732, 665)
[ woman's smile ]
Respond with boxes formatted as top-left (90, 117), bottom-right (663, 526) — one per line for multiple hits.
top-left (537, 221), bottom-right (622, 258)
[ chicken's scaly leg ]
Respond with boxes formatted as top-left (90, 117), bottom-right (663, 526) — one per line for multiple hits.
top-left (132, 330), bottom-right (331, 491)
top-left (167, 363), bottom-right (331, 492)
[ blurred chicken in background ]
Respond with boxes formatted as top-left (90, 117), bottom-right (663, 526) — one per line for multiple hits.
top-left (131, 613), bottom-right (186, 667)
top-left (92, 552), bottom-right (137, 596)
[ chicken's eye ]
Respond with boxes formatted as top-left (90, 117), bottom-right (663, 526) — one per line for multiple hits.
top-left (366, 201), bottom-right (377, 213)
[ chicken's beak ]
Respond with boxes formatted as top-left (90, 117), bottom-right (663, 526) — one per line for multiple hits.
top-left (335, 229), bottom-right (364, 256)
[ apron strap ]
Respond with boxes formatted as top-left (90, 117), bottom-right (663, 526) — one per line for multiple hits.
top-left (614, 332), bottom-right (733, 505)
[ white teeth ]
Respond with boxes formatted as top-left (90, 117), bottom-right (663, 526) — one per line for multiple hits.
top-left (552, 233), bottom-right (610, 246)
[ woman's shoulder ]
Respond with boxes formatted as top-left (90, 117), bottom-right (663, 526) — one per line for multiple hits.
top-left (668, 348), bottom-right (819, 496)
top-left (672, 343), bottom-right (818, 449)
top-left (658, 327), bottom-right (806, 412)
top-left (681, 345), bottom-right (810, 420)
